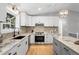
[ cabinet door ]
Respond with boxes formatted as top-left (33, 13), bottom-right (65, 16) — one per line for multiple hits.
top-left (20, 12), bottom-right (26, 26)
top-left (22, 37), bottom-right (28, 54)
top-left (17, 41), bottom-right (25, 55)
top-left (53, 38), bottom-right (63, 55)
top-left (17, 37), bottom-right (28, 55)
top-left (3, 46), bottom-right (18, 55)
top-left (0, 3), bottom-right (7, 22)
top-left (62, 47), bottom-right (71, 55)
top-left (30, 34), bottom-right (35, 44)
top-left (61, 43), bottom-right (78, 55)
top-left (45, 34), bottom-right (53, 43)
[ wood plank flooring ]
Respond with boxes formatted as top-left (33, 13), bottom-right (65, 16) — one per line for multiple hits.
top-left (27, 44), bottom-right (54, 55)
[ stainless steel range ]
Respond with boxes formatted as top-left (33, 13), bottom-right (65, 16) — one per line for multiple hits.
top-left (35, 32), bottom-right (45, 44)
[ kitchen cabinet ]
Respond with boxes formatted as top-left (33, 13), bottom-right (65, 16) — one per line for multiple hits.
top-left (20, 12), bottom-right (32, 26)
top-left (0, 3), bottom-right (7, 22)
top-left (26, 15), bottom-right (30, 26)
top-left (3, 36), bottom-right (28, 55)
top-left (17, 36), bottom-right (28, 55)
top-left (45, 34), bottom-right (53, 43)
top-left (30, 34), bottom-right (35, 44)
top-left (3, 45), bottom-right (18, 55)
top-left (30, 16), bottom-right (59, 27)
top-left (20, 12), bottom-right (26, 26)
top-left (53, 37), bottom-right (63, 55)
top-left (53, 37), bottom-right (78, 55)
top-left (61, 43), bottom-right (78, 55)
top-left (27, 16), bottom-right (32, 26)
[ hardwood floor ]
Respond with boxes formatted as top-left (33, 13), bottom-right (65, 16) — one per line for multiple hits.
top-left (27, 44), bottom-right (54, 55)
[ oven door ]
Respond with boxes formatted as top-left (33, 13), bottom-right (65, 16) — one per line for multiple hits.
top-left (35, 36), bottom-right (44, 42)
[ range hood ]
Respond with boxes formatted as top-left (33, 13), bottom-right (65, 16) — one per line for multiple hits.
top-left (35, 23), bottom-right (44, 26)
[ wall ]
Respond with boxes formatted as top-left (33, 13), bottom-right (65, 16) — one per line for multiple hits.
top-left (62, 11), bottom-right (79, 36)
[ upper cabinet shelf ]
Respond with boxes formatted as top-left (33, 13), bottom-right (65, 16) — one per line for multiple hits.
top-left (0, 3), bottom-right (7, 22)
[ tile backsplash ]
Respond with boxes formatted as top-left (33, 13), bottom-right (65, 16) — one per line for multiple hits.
top-left (0, 26), bottom-right (58, 40)
top-left (20, 26), bottom-right (58, 34)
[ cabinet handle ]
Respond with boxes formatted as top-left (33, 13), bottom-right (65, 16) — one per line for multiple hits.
top-left (8, 53), bottom-right (11, 55)
top-left (26, 41), bottom-right (27, 44)
top-left (13, 52), bottom-right (17, 55)
top-left (17, 44), bottom-right (21, 47)
top-left (64, 47), bottom-right (69, 51)
top-left (55, 42), bottom-right (57, 46)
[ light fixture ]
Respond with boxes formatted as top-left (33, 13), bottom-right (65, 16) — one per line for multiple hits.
top-left (59, 10), bottom-right (69, 18)
top-left (7, 3), bottom-right (19, 14)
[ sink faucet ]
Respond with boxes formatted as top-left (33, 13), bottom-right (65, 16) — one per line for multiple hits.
top-left (0, 24), bottom-right (3, 38)
top-left (13, 28), bottom-right (16, 37)
top-left (13, 27), bottom-right (20, 37)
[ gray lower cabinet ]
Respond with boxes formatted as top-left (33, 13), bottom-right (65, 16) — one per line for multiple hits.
top-left (53, 37), bottom-right (78, 55)
top-left (3, 36), bottom-right (28, 55)
top-left (61, 43), bottom-right (78, 55)
top-left (53, 37), bottom-right (63, 55)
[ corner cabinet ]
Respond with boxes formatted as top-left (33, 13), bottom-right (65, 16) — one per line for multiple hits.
top-left (53, 37), bottom-right (78, 55)
top-left (0, 3), bottom-right (7, 22)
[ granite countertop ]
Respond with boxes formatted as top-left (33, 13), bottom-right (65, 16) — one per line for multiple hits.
top-left (54, 35), bottom-right (79, 54)
top-left (0, 33), bottom-right (31, 55)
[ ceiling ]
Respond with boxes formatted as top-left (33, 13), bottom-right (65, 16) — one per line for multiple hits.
top-left (13, 3), bottom-right (79, 16)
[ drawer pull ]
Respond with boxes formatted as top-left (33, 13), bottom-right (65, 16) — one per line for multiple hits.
top-left (55, 42), bottom-right (57, 46)
top-left (17, 44), bottom-right (21, 47)
top-left (26, 41), bottom-right (27, 44)
top-left (64, 48), bottom-right (69, 51)
top-left (8, 53), bottom-right (11, 55)
top-left (13, 52), bottom-right (17, 55)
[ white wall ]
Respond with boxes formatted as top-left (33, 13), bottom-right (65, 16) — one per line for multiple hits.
top-left (62, 11), bottom-right (79, 36)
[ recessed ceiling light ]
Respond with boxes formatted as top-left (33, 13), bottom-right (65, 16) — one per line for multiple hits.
top-left (38, 8), bottom-right (42, 11)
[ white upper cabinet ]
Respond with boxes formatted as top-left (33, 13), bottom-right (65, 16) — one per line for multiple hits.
top-left (30, 16), bottom-right (59, 27)
top-left (20, 12), bottom-right (26, 26)
top-left (26, 15), bottom-right (30, 26)
top-left (20, 12), bottom-right (31, 26)
top-left (0, 3), bottom-right (7, 22)
top-left (20, 12), bottom-right (59, 27)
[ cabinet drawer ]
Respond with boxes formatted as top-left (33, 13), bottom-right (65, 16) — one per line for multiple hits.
top-left (3, 46), bottom-right (17, 55)
top-left (61, 43), bottom-right (78, 55)
top-left (53, 38), bottom-right (61, 47)
top-left (53, 38), bottom-right (63, 55)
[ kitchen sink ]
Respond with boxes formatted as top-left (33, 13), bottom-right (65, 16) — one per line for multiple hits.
top-left (13, 36), bottom-right (25, 39)
top-left (74, 41), bottom-right (79, 45)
